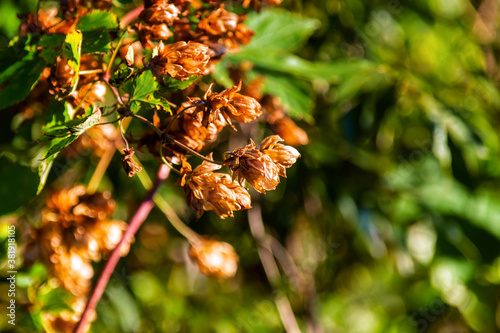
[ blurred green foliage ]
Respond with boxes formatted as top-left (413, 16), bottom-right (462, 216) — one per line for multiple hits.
top-left (2, 0), bottom-right (500, 332)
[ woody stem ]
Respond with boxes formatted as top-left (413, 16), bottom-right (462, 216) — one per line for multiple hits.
top-left (74, 164), bottom-right (170, 333)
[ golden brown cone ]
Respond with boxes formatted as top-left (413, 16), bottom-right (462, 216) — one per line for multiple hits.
top-left (190, 238), bottom-right (239, 278)
top-left (260, 135), bottom-right (301, 177)
top-left (150, 41), bottom-right (211, 81)
top-left (137, 23), bottom-right (174, 49)
top-left (139, 2), bottom-right (180, 25)
top-left (198, 7), bottom-right (239, 35)
top-left (180, 158), bottom-right (251, 218)
top-left (223, 139), bottom-right (280, 193)
top-left (121, 148), bottom-right (143, 177)
top-left (24, 186), bottom-right (130, 301)
top-left (184, 82), bottom-right (262, 130)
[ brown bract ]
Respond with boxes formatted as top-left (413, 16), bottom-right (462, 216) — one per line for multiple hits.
top-left (178, 158), bottom-right (251, 219)
top-left (198, 7), bottom-right (238, 35)
top-left (137, 23), bottom-right (174, 49)
top-left (150, 41), bottom-right (211, 81)
top-left (139, 1), bottom-right (180, 25)
top-left (223, 139), bottom-right (280, 193)
top-left (121, 148), bottom-right (143, 177)
top-left (185, 81), bottom-right (262, 130)
top-left (189, 238), bottom-right (239, 279)
top-left (224, 136), bottom-right (300, 193)
top-left (260, 135), bottom-right (301, 177)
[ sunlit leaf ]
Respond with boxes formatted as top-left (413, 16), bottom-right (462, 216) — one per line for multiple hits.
top-left (62, 30), bottom-right (82, 95)
top-left (243, 8), bottom-right (320, 53)
top-left (76, 10), bottom-right (119, 31)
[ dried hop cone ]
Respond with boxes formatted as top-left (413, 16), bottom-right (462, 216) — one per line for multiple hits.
top-left (121, 148), bottom-right (143, 177)
top-left (190, 238), bottom-right (239, 278)
top-left (198, 6), bottom-right (239, 35)
top-left (140, 1), bottom-right (180, 25)
top-left (150, 41), bottom-right (211, 81)
top-left (224, 136), bottom-right (300, 193)
top-left (207, 81), bottom-right (262, 124)
top-left (177, 157), bottom-right (251, 219)
top-left (260, 135), bottom-right (301, 177)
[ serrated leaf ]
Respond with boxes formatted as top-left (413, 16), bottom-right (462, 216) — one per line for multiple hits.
top-left (43, 135), bottom-right (79, 160)
top-left (76, 10), bottom-right (119, 31)
top-left (162, 75), bottom-right (198, 91)
top-left (0, 56), bottom-right (45, 109)
top-left (39, 33), bottom-right (65, 63)
top-left (81, 29), bottom-right (112, 54)
top-left (62, 30), bottom-right (82, 95)
top-left (127, 70), bottom-right (172, 113)
top-left (261, 72), bottom-right (314, 123)
top-left (37, 110), bottom-right (102, 193)
top-left (243, 8), bottom-right (320, 53)
top-left (42, 110), bottom-right (101, 156)
top-left (67, 109), bottom-right (102, 135)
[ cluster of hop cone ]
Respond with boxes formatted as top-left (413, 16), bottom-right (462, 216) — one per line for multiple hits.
top-left (16, 0), bottom-right (307, 331)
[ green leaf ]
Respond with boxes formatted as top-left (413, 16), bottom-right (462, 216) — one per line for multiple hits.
top-left (162, 75), bottom-right (198, 91)
top-left (212, 59), bottom-right (234, 88)
top-left (228, 51), bottom-right (373, 83)
top-left (0, 156), bottom-right (38, 214)
top-left (43, 101), bottom-right (72, 132)
top-left (243, 8), bottom-right (320, 53)
top-left (261, 72), bottom-right (314, 123)
top-left (39, 287), bottom-right (75, 313)
top-left (62, 30), bottom-right (82, 95)
top-left (36, 109), bottom-right (102, 193)
top-left (81, 29), bottom-right (112, 54)
top-left (39, 33), bottom-right (65, 63)
top-left (110, 65), bottom-right (133, 86)
top-left (76, 10), bottom-right (119, 31)
top-left (0, 56), bottom-right (45, 109)
top-left (43, 135), bottom-right (79, 160)
top-left (126, 70), bottom-right (171, 113)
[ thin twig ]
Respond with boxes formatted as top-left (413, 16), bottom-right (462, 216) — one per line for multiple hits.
top-left (247, 200), bottom-right (302, 333)
top-left (136, 169), bottom-right (200, 244)
top-left (165, 101), bottom-right (205, 133)
top-left (164, 134), bottom-right (223, 165)
top-left (86, 145), bottom-right (115, 195)
top-left (119, 5), bottom-right (144, 29)
top-left (74, 165), bottom-right (170, 333)
top-left (159, 140), bottom-right (182, 175)
top-left (104, 31), bottom-right (127, 82)
top-left (130, 112), bottom-right (223, 165)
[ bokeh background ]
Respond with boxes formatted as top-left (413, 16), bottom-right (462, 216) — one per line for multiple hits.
top-left (2, 0), bottom-right (500, 332)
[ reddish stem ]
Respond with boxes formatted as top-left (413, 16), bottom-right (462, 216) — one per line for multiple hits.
top-left (74, 164), bottom-right (170, 333)
top-left (120, 4), bottom-right (144, 29)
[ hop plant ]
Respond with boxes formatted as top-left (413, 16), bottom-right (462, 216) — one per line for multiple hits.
top-left (3, 0), bottom-right (305, 331)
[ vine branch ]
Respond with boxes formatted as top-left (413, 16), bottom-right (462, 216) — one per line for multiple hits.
top-left (74, 164), bottom-right (171, 333)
